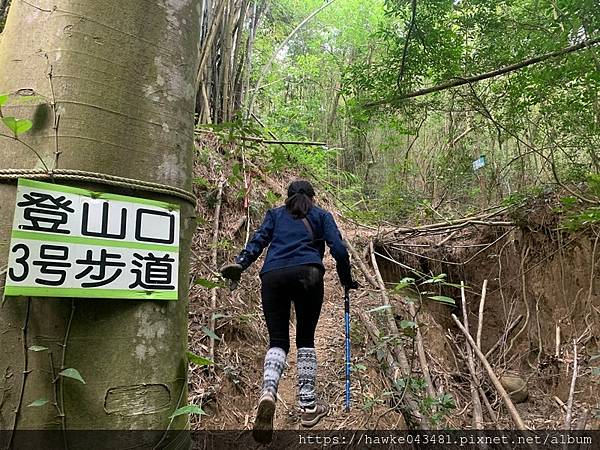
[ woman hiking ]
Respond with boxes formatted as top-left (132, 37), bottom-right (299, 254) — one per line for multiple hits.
top-left (220, 179), bottom-right (357, 443)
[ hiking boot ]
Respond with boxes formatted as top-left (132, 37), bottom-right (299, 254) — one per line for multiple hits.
top-left (252, 391), bottom-right (276, 444)
top-left (300, 402), bottom-right (329, 427)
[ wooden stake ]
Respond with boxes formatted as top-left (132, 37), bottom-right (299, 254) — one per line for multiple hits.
top-left (452, 314), bottom-right (527, 430)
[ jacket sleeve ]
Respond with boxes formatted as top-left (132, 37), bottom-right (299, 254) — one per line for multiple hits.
top-left (322, 211), bottom-right (353, 286)
top-left (235, 209), bottom-right (275, 269)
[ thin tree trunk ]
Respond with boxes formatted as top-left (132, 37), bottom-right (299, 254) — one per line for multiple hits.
top-left (246, 0), bottom-right (339, 117)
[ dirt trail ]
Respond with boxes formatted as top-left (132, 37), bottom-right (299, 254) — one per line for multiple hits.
top-left (273, 263), bottom-right (353, 431)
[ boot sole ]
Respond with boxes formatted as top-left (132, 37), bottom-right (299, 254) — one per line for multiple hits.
top-left (301, 408), bottom-right (329, 427)
top-left (252, 397), bottom-right (276, 444)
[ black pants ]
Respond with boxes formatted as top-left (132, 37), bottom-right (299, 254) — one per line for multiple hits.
top-left (260, 264), bottom-right (324, 354)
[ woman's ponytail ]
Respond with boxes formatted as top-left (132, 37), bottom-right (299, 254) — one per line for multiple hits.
top-left (285, 180), bottom-right (315, 218)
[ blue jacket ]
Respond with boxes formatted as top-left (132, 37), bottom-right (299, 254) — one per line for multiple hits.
top-left (235, 205), bottom-right (352, 285)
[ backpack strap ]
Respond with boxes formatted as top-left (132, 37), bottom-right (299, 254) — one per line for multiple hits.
top-left (301, 217), bottom-right (315, 245)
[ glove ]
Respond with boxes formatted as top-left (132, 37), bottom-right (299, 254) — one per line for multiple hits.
top-left (220, 263), bottom-right (244, 291)
top-left (344, 280), bottom-right (359, 290)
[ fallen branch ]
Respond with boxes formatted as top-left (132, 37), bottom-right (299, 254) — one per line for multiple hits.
top-left (358, 310), bottom-right (428, 429)
top-left (460, 282), bottom-right (484, 430)
top-left (369, 241), bottom-right (410, 373)
top-left (346, 240), bottom-right (378, 289)
top-left (452, 314), bottom-right (527, 430)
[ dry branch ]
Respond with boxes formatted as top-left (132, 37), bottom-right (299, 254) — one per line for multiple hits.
top-left (369, 241), bottom-right (410, 373)
top-left (460, 282), bottom-right (484, 430)
top-left (485, 315), bottom-right (523, 359)
top-left (452, 314), bottom-right (527, 430)
top-left (476, 279), bottom-right (488, 350)
top-left (358, 310), bottom-right (428, 429)
top-left (238, 135), bottom-right (326, 146)
top-left (346, 240), bottom-right (378, 289)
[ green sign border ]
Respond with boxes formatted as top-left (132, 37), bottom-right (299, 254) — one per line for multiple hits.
top-left (5, 178), bottom-right (181, 301)
top-left (4, 286), bottom-right (177, 300)
top-left (18, 178), bottom-right (180, 211)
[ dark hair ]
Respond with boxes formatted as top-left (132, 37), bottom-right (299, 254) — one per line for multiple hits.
top-left (285, 180), bottom-right (315, 218)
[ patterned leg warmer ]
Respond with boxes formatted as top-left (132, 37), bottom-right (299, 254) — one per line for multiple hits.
top-left (297, 347), bottom-right (317, 409)
top-left (262, 347), bottom-right (287, 396)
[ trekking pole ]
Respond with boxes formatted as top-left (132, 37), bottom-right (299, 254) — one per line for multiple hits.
top-left (344, 286), bottom-right (351, 412)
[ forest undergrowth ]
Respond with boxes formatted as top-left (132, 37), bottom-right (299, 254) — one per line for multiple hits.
top-left (184, 131), bottom-right (600, 436)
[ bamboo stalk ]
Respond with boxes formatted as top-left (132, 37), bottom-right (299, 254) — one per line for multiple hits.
top-left (452, 314), bottom-right (527, 430)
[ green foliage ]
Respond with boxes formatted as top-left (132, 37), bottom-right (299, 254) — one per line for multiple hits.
top-left (0, 94), bottom-right (8, 107)
top-left (251, 0), bottom-right (599, 222)
top-left (201, 326), bottom-right (220, 341)
top-left (420, 393), bottom-right (456, 426)
top-left (169, 404), bottom-right (207, 419)
top-left (195, 278), bottom-right (224, 289)
top-left (186, 351), bottom-right (214, 367)
top-left (2, 117), bottom-right (32, 136)
top-left (59, 368), bottom-right (86, 384)
top-left (27, 399), bottom-right (49, 407)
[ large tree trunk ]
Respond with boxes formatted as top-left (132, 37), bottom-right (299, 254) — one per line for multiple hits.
top-left (0, 0), bottom-right (200, 445)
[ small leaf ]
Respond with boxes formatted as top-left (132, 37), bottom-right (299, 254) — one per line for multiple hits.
top-left (400, 320), bottom-right (416, 329)
top-left (368, 305), bottom-right (392, 313)
top-left (169, 404), bottom-right (207, 419)
top-left (195, 278), bottom-right (223, 289)
top-left (15, 119), bottom-right (33, 135)
top-left (27, 398), bottom-right (49, 407)
top-left (59, 368), bottom-right (86, 384)
top-left (2, 117), bottom-right (32, 136)
top-left (591, 367), bottom-right (600, 376)
top-left (590, 354), bottom-right (600, 362)
top-left (0, 94), bottom-right (8, 107)
top-left (201, 326), bottom-right (221, 341)
top-left (28, 345), bottom-right (48, 352)
top-left (186, 351), bottom-right (214, 367)
top-left (427, 295), bottom-right (456, 306)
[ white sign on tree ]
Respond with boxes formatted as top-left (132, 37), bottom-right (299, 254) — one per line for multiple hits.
top-left (5, 179), bottom-right (180, 300)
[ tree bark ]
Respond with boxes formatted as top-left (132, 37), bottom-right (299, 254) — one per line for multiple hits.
top-left (0, 0), bottom-right (200, 442)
